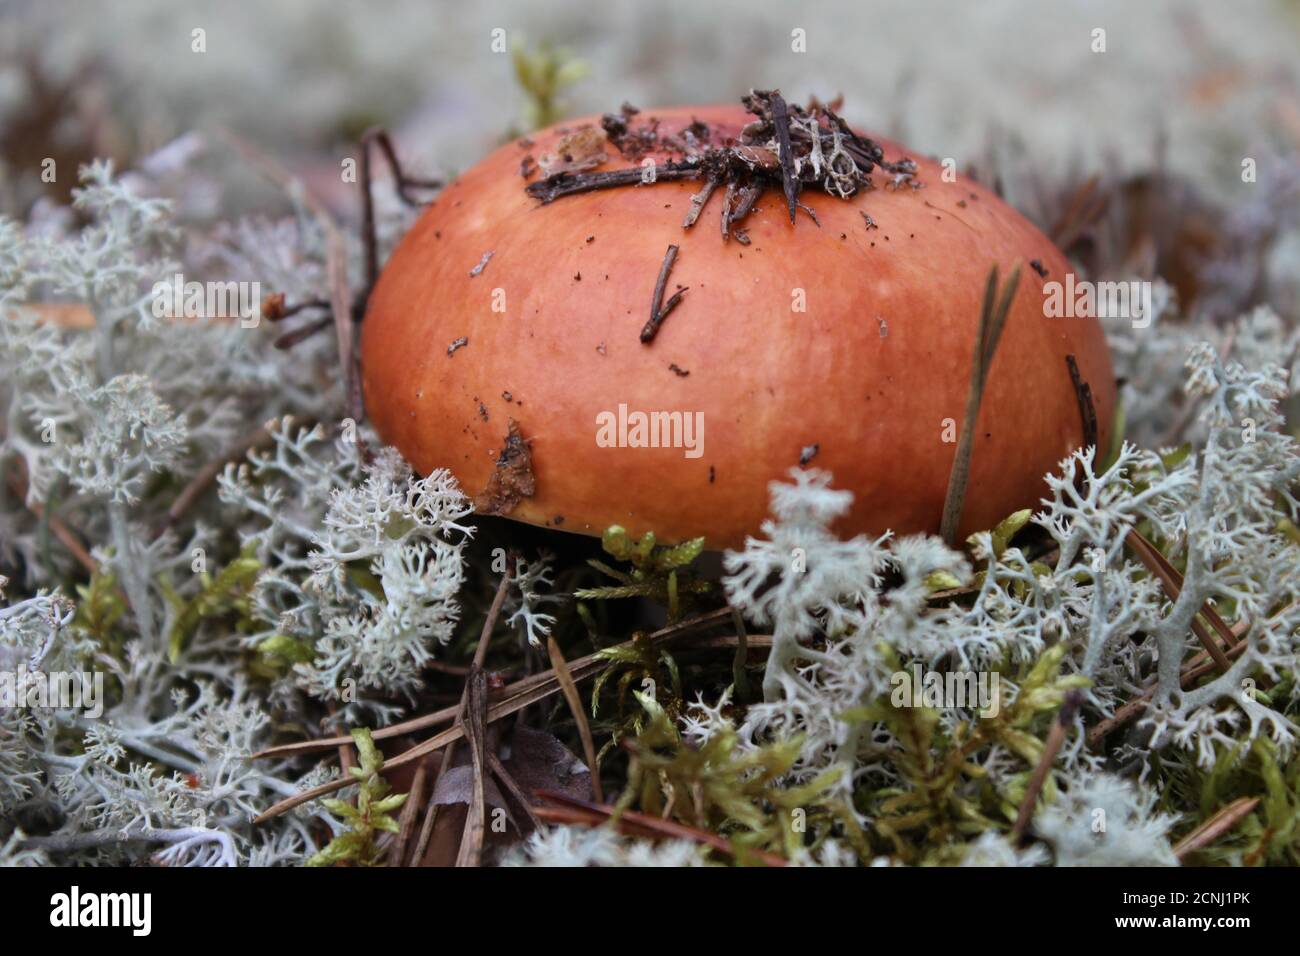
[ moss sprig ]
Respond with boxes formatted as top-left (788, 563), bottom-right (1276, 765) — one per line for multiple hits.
top-left (306, 729), bottom-right (408, 867)
top-left (575, 525), bottom-right (711, 622)
top-left (843, 644), bottom-right (1090, 863)
top-left (618, 692), bottom-right (863, 862)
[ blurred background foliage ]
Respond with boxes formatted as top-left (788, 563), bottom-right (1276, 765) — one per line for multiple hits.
top-left (2, 0), bottom-right (1299, 216)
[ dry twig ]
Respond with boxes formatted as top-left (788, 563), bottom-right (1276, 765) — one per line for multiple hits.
top-left (641, 244), bottom-right (687, 343)
top-left (410, 568), bottom-right (512, 864)
top-left (388, 761), bottom-right (427, 867)
top-left (252, 607), bottom-right (735, 822)
top-left (153, 421), bottom-right (280, 538)
top-left (453, 667), bottom-right (489, 867)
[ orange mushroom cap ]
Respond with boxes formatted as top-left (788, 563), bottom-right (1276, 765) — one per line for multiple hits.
top-left (361, 103), bottom-right (1116, 550)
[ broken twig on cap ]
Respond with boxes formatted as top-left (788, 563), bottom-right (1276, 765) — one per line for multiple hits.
top-left (526, 90), bottom-right (919, 240)
top-left (641, 244), bottom-right (687, 343)
top-left (768, 91), bottom-right (799, 224)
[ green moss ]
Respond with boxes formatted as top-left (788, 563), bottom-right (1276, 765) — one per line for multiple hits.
top-left (575, 525), bottom-right (711, 622)
top-left (844, 644), bottom-right (1089, 863)
top-left (306, 729), bottom-right (409, 868)
top-left (618, 692), bottom-right (863, 862)
top-left (509, 38), bottom-right (587, 131)
top-left (161, 543), bottom-right (261, 663)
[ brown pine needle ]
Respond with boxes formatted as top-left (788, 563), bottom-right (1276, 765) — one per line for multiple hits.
top-left (1065, 354), bottom-right (1098, 449)
top-left (359, 126), bottom-right (442, 293)
top-left (6, 468), bottom-right (97, 577)
top-left (1086, 610), bottom-right (1263, 748)
top-left (1084, 534), bottom-right (1290, 750)
top-left (1174, 797), bottom-right (1260, 861)
top-left (252, 606), bottom-right (733, 760)
top-left (1125, 529), bottom-right (1233, 673)
top-left (153, 421), bottom-right (280, 538)
top-left (941, 262), bottom-right (1021, 544)
top-left (1011, 689), bottom-right (1082, 843)
top-left (1048, 175), bottom-right (1106, 250)
top-left (546, 636), bottom-right (603, 803)
top-left (533, 790), bottom-right (787, 867)
top-left (1124, 528), bottom-right (1240, 652)
top-left (257, 679), bottom-right (549, 823)
top-left (1086, 637), bottom-right (1248, 748)
top-left (682, 633), bottom-right (774, 653)
top-left (252, 607), bottom-right (735, 823)
top-left (729, 606), bottom-right (753, 703)
top-left (412, 567), bottom-right (512, 865)
top-left (453, 667), bottom-right (488, 867)
top-left (388, 761), bottom-right (427, 866)
top-left (486, 750), bottom-right (543, 832)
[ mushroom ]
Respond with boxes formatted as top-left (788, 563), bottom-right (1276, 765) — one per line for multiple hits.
top-left (361, 99), bottom-right (1115, 550)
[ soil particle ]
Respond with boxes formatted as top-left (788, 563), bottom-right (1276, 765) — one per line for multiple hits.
top-left (474, 419), bottom-right (536, 516)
